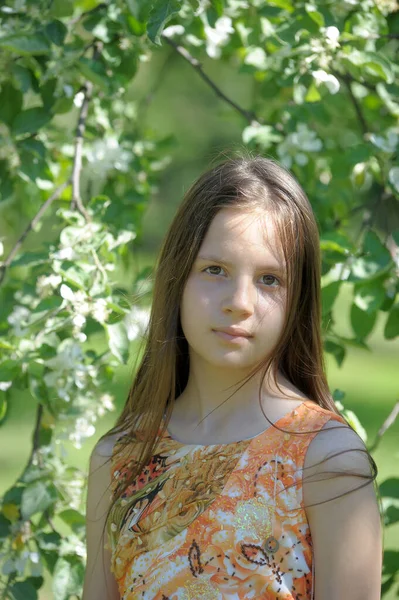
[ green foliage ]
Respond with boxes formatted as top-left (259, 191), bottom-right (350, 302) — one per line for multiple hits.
top-left (0, 0), bottom-right (398, 598)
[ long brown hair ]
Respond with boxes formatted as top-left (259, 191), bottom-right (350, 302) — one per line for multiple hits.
top-left (93, 149), bottom-right (380, 580)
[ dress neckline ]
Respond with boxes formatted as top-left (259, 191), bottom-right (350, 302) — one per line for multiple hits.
top-left (163, 399), bottom-right (315, 448)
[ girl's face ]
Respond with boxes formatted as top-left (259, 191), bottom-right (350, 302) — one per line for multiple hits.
top-left (180, 207), bottom-right (288, 372)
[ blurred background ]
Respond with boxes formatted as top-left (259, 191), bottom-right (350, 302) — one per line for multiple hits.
top-left (0, 1), bottom-right (398, 597)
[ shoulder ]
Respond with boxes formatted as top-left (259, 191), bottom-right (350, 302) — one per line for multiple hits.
top-left (302, 416), bottom-right (382, 599)
top-left (303, 416), bottom-right (373, 481)
top-left (89, 431), bottom-right (126, 476)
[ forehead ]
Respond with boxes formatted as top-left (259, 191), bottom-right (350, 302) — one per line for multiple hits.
top-left (199, 208), bottom-right (284, 266)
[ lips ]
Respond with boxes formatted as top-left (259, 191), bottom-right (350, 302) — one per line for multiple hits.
top-left (213, 327), bottom-right (252, 337)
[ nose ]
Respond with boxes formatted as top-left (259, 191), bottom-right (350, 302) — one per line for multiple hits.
top-left (222, 276), bottom-right (256, 315)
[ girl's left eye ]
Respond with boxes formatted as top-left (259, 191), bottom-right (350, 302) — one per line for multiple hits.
top-left (203, 266), bottom-right (280, 287)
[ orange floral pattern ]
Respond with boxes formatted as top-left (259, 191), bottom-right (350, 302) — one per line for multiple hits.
top-left (107, 400), bottom-right (347, 599)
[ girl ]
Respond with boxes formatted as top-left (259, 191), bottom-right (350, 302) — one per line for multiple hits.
top-left (82, 153), bottom-right (383, 600)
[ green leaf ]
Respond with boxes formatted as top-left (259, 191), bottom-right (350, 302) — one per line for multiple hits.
top-left (0, 82), bottom-right (23, 124)
top-left (36, 531), bottom-right (62, 551)
top-left (305, 4), bottom-right (324, 27)
top-left (147, 0), bottom-right (181, 46)
top-left (0, 392), bottom-right (8, 425)
top-left (11, 64), bottom-right (34, 93)
top-left (32, 296), bottom-right (63, 314)
top-left (126, 0), bottom-right (152, 22)
top-left (321, 280), bottom-right (341, 316)
top-left (0, 34), bottom-right (50, 55)
top-left (50, 0), bottom-right (74, 18)
top-left (40, 78), bottom-right (57, 110)
top-left (207, 0), bottom-right (225, 26)
top-left (0, 160), bottom-right (13, 202)
top-left (77, 57), bottom-right (109, 92)
top-left (44, 20), bottom-right (68, 46)
top-left (350, 304), bottom-right (376, 339)
top-left (384, 303), bottom-right (399, 339)
top-left (0, 513), bottom-right (11, 538)
top-left (349, 231), bottom-right (392, 282)
top-left (353, 281), bottom-right (385, 313)
top-left (324, 340), bottom-right (346, 366)
top-left (380, 477), bottom-right (399, 499)
top-left (9, 581), bottom-right (38, 600)
top-left (343, 50), bottom-right (394, 84)
top-left (211, 0), bottom-right (225, 17)
top-left (59, 509), bottom-right (85, 534)
top-left (21, 481), bottom-right (57, 519)
top-left (381, 497), bottom-right (399, 527)
top-left (341, 409), bottom-right (368, 443)
top-left (11, 107), bottom-right (52, 136)
top-left (53, 557), bottom-right (85, 600)
top-left (25, 578), bottom-right (44, 591)
top-left (305, 81), bottom-right (321, 102)
top-left (105, 321), bottom-right (129, 364)
top-left (11, 251), bottom-right (49, 266)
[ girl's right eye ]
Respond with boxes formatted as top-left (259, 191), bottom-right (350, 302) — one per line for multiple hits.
top-left (203, 266), bottom-right (223, 276)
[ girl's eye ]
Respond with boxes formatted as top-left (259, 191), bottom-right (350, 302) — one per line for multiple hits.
top-left (203, 267), bottom-right (280, 287)
top-left (261, 274), bottom-right (279, 287)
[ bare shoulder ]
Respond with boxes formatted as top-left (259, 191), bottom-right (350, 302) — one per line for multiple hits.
top-left (82, 431), bottom-right (124, 600)
top-left (303, 417), bottom-right (382, 600)
top-left (304, 417), bottom-right (373, 479)
top-left (90, 431), bottom-right (124, 466)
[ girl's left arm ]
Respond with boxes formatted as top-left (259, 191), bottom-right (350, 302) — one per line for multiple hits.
top-left (303, 419), bottom-right (383, 600)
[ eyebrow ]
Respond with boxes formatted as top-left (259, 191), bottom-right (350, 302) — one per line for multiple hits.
top-left (197, 254), bottom-right (285, 272)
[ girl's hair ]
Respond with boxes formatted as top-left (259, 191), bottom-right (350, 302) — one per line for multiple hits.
top-left (93, 150), bottom-right (381, 581)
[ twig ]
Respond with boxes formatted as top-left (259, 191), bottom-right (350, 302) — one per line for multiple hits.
top-left (368, 400), bottom-right (399, 453)
top-left (343, 77), bottom-right (369, 135)
top-left (135, 48), bottom-right (176, 126)
top-left (162, 35), bottom-right (259, 124)
top-left (70, 80), bottom-right (93, 220)
top-left (91, 248), bottom-right (107, 282)
top-left (26, 403), bottom-right (44, 470)
top-left (0, 180), bottom-right (71, 287)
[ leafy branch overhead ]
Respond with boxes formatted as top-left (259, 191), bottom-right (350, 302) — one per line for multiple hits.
top-left (0, 0), bottom-right (398, 599)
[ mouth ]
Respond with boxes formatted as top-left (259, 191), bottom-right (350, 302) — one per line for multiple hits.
top-left (212, 329), bottom-right (252, 342)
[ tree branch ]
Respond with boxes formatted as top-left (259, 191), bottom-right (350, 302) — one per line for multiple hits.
top-left (70, 80), bottom-right (93, 220)
top-left (0, 179), bottom-right (71, 287)
top-left (343, 77), bottom-right (369, 135)
top-left (26, 403), bottom-right (44, 471)
top-left (162, 35), bottom-right (259, 124)
top-left (368, 399), bottom-right (399, 453)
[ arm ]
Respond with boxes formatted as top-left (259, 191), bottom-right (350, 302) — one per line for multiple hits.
top-left (82, 434), bottom-right (121, 600)
top-left (303, 419), bottom-right (383, 600)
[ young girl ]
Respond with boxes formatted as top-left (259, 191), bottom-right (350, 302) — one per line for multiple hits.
top-left (82, 154), bottom-right (383, 600)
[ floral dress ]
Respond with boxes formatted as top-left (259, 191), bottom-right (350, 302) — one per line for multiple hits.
top-left (107, 399), bottom-right (347, 600)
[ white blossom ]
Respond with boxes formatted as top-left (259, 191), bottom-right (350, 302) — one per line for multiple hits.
top-left (389, 166), bottom-right (399, 192)
top-left (163, 25), bottom-right (185, 38)
top-left (74, 91), bottom-right (85, 108)
top-left (85, 137), bottom-right (131, 178)
top-left (0, 381), bottom-right (12, 391)
top-left (36, 274), bottom-right (62, 298)
top-left (124, 306), bottom-right (150, 341)
top-left (369, 127), bottom-right (398, 153)
top-left (69, 417), bottom-right (96, 449)
top-left (277, 123), bottom-right (323, 168)
top-left (204, 16), bottom-right (234, 59)
top-left (52, 246), bottom-right (78, 261)
top-left (312, 69), bottom-right (340, 94)
top-left (322, 26), bottom-right (340, 48)
top-left (7, 305), bottom-right (31, 337)
top-left (91, 298), bottom-right (110, 324)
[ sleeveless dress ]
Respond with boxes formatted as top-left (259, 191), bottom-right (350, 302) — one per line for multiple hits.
top-left (107, 399), bottom-right (347, 600)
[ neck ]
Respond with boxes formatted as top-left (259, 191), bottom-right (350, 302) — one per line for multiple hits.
top-left (173, 364), bottom-right (307, 437)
